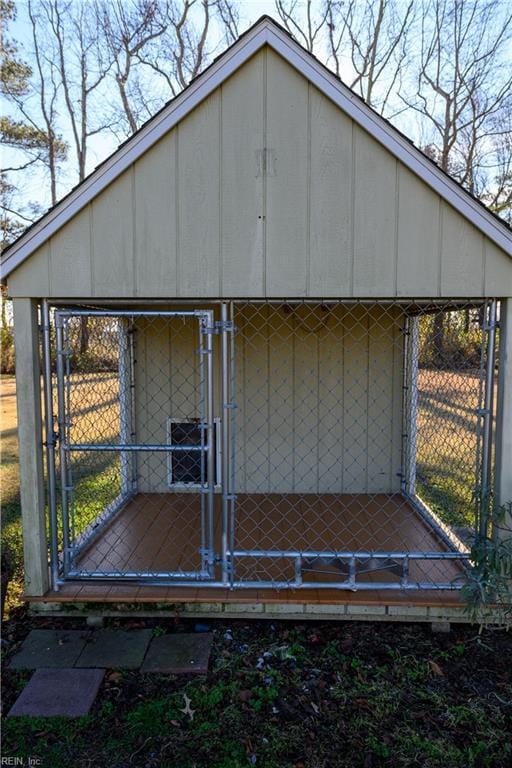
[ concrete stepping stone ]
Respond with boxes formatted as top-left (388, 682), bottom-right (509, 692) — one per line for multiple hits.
top-left (141, 632), bottom-right (213, 674)
top-left (9, 630), bottom-right (89, 669)
top-left (75, 629), bottom-right (153, 669)
top-left (8, 668), bottom-right (105, 717)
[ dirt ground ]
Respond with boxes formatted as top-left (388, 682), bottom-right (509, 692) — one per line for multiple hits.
top-left (2, 613), bottom-right (512, 768)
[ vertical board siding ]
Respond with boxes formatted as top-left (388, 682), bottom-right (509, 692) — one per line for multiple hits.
top-left (132, 305), bottom-right (404, 498)
top-left (177, 92), bottom-right (221, 295)
top-left (49, 209), bottom-right (92, 296)
top-left (440, 202), bottom-right (484, 295)
top-left (267, 310), bottom-right (295, 491)
top-left (8, 243), bottom-right (50, 297)
top-left (234, 305), bottom-right (403, 494)
top-left (342, 306), bottom-right (370, 491)
top-left (484, 241), bottom-right (512, 296)
top-left (92, 172), bottom-right (134, 296)
top-left (265, 50), bottom-right (309, 295)
top-left (134, 317), bottom-right (201, 492)
top-left (236, 305), bottom-right (270, 492)
top-left (391, 313), bottom-right (405, 492)
top-left (221, 51), bottom-right (265, 296)
top-left (367, 308), bottom-right (402, 492)
top-left (397, 164), bottom-right (441, 297)
top-left (308, 88), bottom-right (353, 296)
top-left (293, 311), bottom-right (320, 492)
top-left (353, 126), bottom-right (397, 296)
top-left (134, 132), bottom-right (177, 296)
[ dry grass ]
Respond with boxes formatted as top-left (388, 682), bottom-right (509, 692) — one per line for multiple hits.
top-left (416, 368), bottom-right (485, 530)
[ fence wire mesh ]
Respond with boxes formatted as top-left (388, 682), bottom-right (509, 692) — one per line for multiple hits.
top-left (51, 310), bottom-right (215, 580)
top-left (44, 299), bottom-right (498, 590)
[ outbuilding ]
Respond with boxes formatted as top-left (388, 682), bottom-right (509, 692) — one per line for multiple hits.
top-left (2, 17), bottom-right (511, 622)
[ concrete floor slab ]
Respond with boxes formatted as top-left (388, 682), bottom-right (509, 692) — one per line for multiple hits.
top-left (8, 668), bottom-right (105, 717)
top-left (9, 630), bottom-right (89, 669)
top-left (75, 629), bottom-right (153, 669)
top-left (141, 632), bottom-right (213, 674)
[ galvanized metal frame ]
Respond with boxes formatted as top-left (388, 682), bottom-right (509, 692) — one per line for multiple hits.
top-left (43, 298), bottom-right (498, 591)
top-left (50, 306), bottom-right (217, 584)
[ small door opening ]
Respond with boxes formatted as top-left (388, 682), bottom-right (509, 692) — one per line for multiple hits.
top-left (167, 418), bottom-right (221, 487)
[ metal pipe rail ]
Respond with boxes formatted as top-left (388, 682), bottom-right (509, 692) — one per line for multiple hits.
top-left (231, 549), bottom-right (469, 560)
top-left (64, 443), bottom-right (206, 452)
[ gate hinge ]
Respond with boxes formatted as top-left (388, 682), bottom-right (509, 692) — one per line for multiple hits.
top-left (480, 319), bottom-right (500, 332)
top-left (204, 320), bottom-right (235, 334)
top-left (43, 430), bottom-right (60, 448)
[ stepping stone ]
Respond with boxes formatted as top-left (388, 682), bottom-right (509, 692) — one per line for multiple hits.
top-left (9, 630), bottom-right (89, 669)
top-left (141, 632), bottom-right (213, 674)
top-left (8, 668), bottom-right (105, 717)
top-left (75, 629), bottom-right (153, 669)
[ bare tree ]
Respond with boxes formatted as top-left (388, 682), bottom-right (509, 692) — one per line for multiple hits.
top-left (95, 0), bottom-right (166, 134)
top-left (401, 0), bottom-right (512, 182)
top-left (274, 0), bottom-right (414, 116)
top-left (97, 0), bottom-right (240, 136)
top-left (37, 0), bottom-right (113, 183)
top-left (275, 0), bottom-right (330, 52)
top-left (480, 108), bottom-right (512, 225)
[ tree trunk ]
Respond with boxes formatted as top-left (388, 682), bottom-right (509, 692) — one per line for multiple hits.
top-left (79, 316), bottom-right (89, 356)
top-left (432, 312), bottom-right (444, 367)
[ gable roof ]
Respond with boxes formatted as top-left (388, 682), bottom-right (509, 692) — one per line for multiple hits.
top-left (2, 15), bottom-right (511, 278)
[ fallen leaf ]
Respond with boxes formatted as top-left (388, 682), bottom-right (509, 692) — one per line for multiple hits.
top-left (179, 694), bottom-right (195, 721)
top-left (239, 689), bottom-right (253, 702)
top-left (107, 672), bottom-right (123, 683)
top-left (340, 636), bottom-right (353, 652)
top-left (428, 660), bottom-right (444, 676)
top-left (311, 702), bottom-right (319, 714)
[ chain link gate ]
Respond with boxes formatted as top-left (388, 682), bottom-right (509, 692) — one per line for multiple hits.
top-left (42, 299), bottom-right (498, 591)
top-left (43, 306), bottom-right (222, 584)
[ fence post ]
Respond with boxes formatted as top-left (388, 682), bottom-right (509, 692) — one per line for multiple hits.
top-left (494, 298), bottom-right (512, 542)
top-left (41, 300), bottom-right (59, 590)
top-left (12, 298), bottom-right (49, 596)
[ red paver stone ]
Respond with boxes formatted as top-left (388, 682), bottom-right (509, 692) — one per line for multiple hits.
top-left (8, 668), bottom-right (105, 717)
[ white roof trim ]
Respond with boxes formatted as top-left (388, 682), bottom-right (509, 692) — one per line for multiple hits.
top-left (2, 17), bottom-right (511, 278)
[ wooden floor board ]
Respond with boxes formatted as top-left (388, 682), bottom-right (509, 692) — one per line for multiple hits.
top-left (37, 492), bottom-right (467, 608)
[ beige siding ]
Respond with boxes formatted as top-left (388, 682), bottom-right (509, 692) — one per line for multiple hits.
top-left (265, 49), bottom-right (309, 295)
top-left (134, 132), bottom-right (177, 297)
top-left (308, 88), bottom-right (353, 296)
top-left (233, 305), bottom-right (403, 494)
top-left (484, 241), bottom-right (512, 296)
top-left (91, 171), bottom-right (134, 296)
top-left (49, 210), bottom-right (92, 296)
top-left (9, 243), bottom-right (50, 297)
top-left (353, 128), bottom-right (397, 296)
top-left (134, 316), bottom-right (203, 492)
top-left (131, 304), bottom-right (403, 496)
top-left (7, 46), bottom-right (510, 300)
top-left (177, 91), bottom-right (221, 295)
top-left (440, 202), bottom-right (485, 296)
top-left (221, 50), bottom-right (265, 296)
top-left (396, 164), bottom-right (440, 297)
